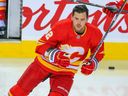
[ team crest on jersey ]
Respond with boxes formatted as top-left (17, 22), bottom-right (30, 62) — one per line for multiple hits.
top-left (59, 44), bottom-right (85, 63)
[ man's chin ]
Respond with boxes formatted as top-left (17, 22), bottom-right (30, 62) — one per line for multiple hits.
top-left (76, 29), bottom-right (82, 32)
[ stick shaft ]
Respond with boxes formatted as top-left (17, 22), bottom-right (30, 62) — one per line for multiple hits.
top-left (90, 0), bottom-right (128, 61)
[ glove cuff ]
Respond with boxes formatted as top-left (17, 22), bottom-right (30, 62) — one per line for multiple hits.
top-left (92, 58), bottom-right (98, 71)
top-left (48, 48), bottom-right (59, 63)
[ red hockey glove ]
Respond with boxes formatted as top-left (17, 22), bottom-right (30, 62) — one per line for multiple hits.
top-left (48, 49), bottom-right (70, 67)
top-left (81, 58), bottom-right (98, 75)
top-left (103, 2), bottom-right (119, 18)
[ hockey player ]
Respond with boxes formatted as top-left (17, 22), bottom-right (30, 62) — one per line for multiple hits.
top-left (103, 0), bottom-right (128, 17)
top-left (8, 4), bottom-right (104, 96)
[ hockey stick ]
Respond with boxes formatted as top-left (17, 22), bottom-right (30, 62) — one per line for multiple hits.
top-left (75, 0), bottom-right (128, 13)
top-left (83, 0), bottom-right (128, 64)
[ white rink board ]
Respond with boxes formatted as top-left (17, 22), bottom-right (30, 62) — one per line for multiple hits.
top-left (22, 0), bottom-right (128, 42)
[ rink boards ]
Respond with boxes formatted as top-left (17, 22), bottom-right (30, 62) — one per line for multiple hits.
top-left (0, 41), bottom-right (128, 60)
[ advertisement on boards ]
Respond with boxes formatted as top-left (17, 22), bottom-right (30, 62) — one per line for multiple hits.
top-left (22, 0), bottom-right (128, 42)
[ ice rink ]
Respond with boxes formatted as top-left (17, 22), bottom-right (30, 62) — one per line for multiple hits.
top-left (0, 58), bottom-right (128, 96)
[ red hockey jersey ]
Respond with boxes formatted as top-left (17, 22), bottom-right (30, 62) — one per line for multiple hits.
top-left (35, 19), bottom-right (104, 75)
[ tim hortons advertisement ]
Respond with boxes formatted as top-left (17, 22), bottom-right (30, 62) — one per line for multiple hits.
top-left (22, 0), bottom-right (128, 42)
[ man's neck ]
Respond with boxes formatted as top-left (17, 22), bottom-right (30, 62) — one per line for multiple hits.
top-left (76, 26), bottom-right (86, 35)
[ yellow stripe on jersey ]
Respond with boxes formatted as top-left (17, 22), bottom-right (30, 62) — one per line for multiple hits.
top-left (72, 60), bottom-right (82, 66)
top-left (38, 39), bottom-right (46, 43)
top-left (8, 92), bottom-right (13, 96)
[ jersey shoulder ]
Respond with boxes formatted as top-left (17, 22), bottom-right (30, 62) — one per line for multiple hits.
top-left (86, 23), bottom-right (99, 30)
top-left (86, 23), bottom-right (102, 35)
top-left (50, 19), bottom-right (72, 40)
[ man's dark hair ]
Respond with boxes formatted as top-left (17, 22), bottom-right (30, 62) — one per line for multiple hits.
top-left (72, 4), bottom-right (89, 18)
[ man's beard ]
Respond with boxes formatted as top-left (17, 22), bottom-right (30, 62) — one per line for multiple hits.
top-left (75, 26), bottom-right (85, 35)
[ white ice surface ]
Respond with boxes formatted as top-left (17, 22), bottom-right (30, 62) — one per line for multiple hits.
top-left (0, 58), bottom-right (128, 96)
